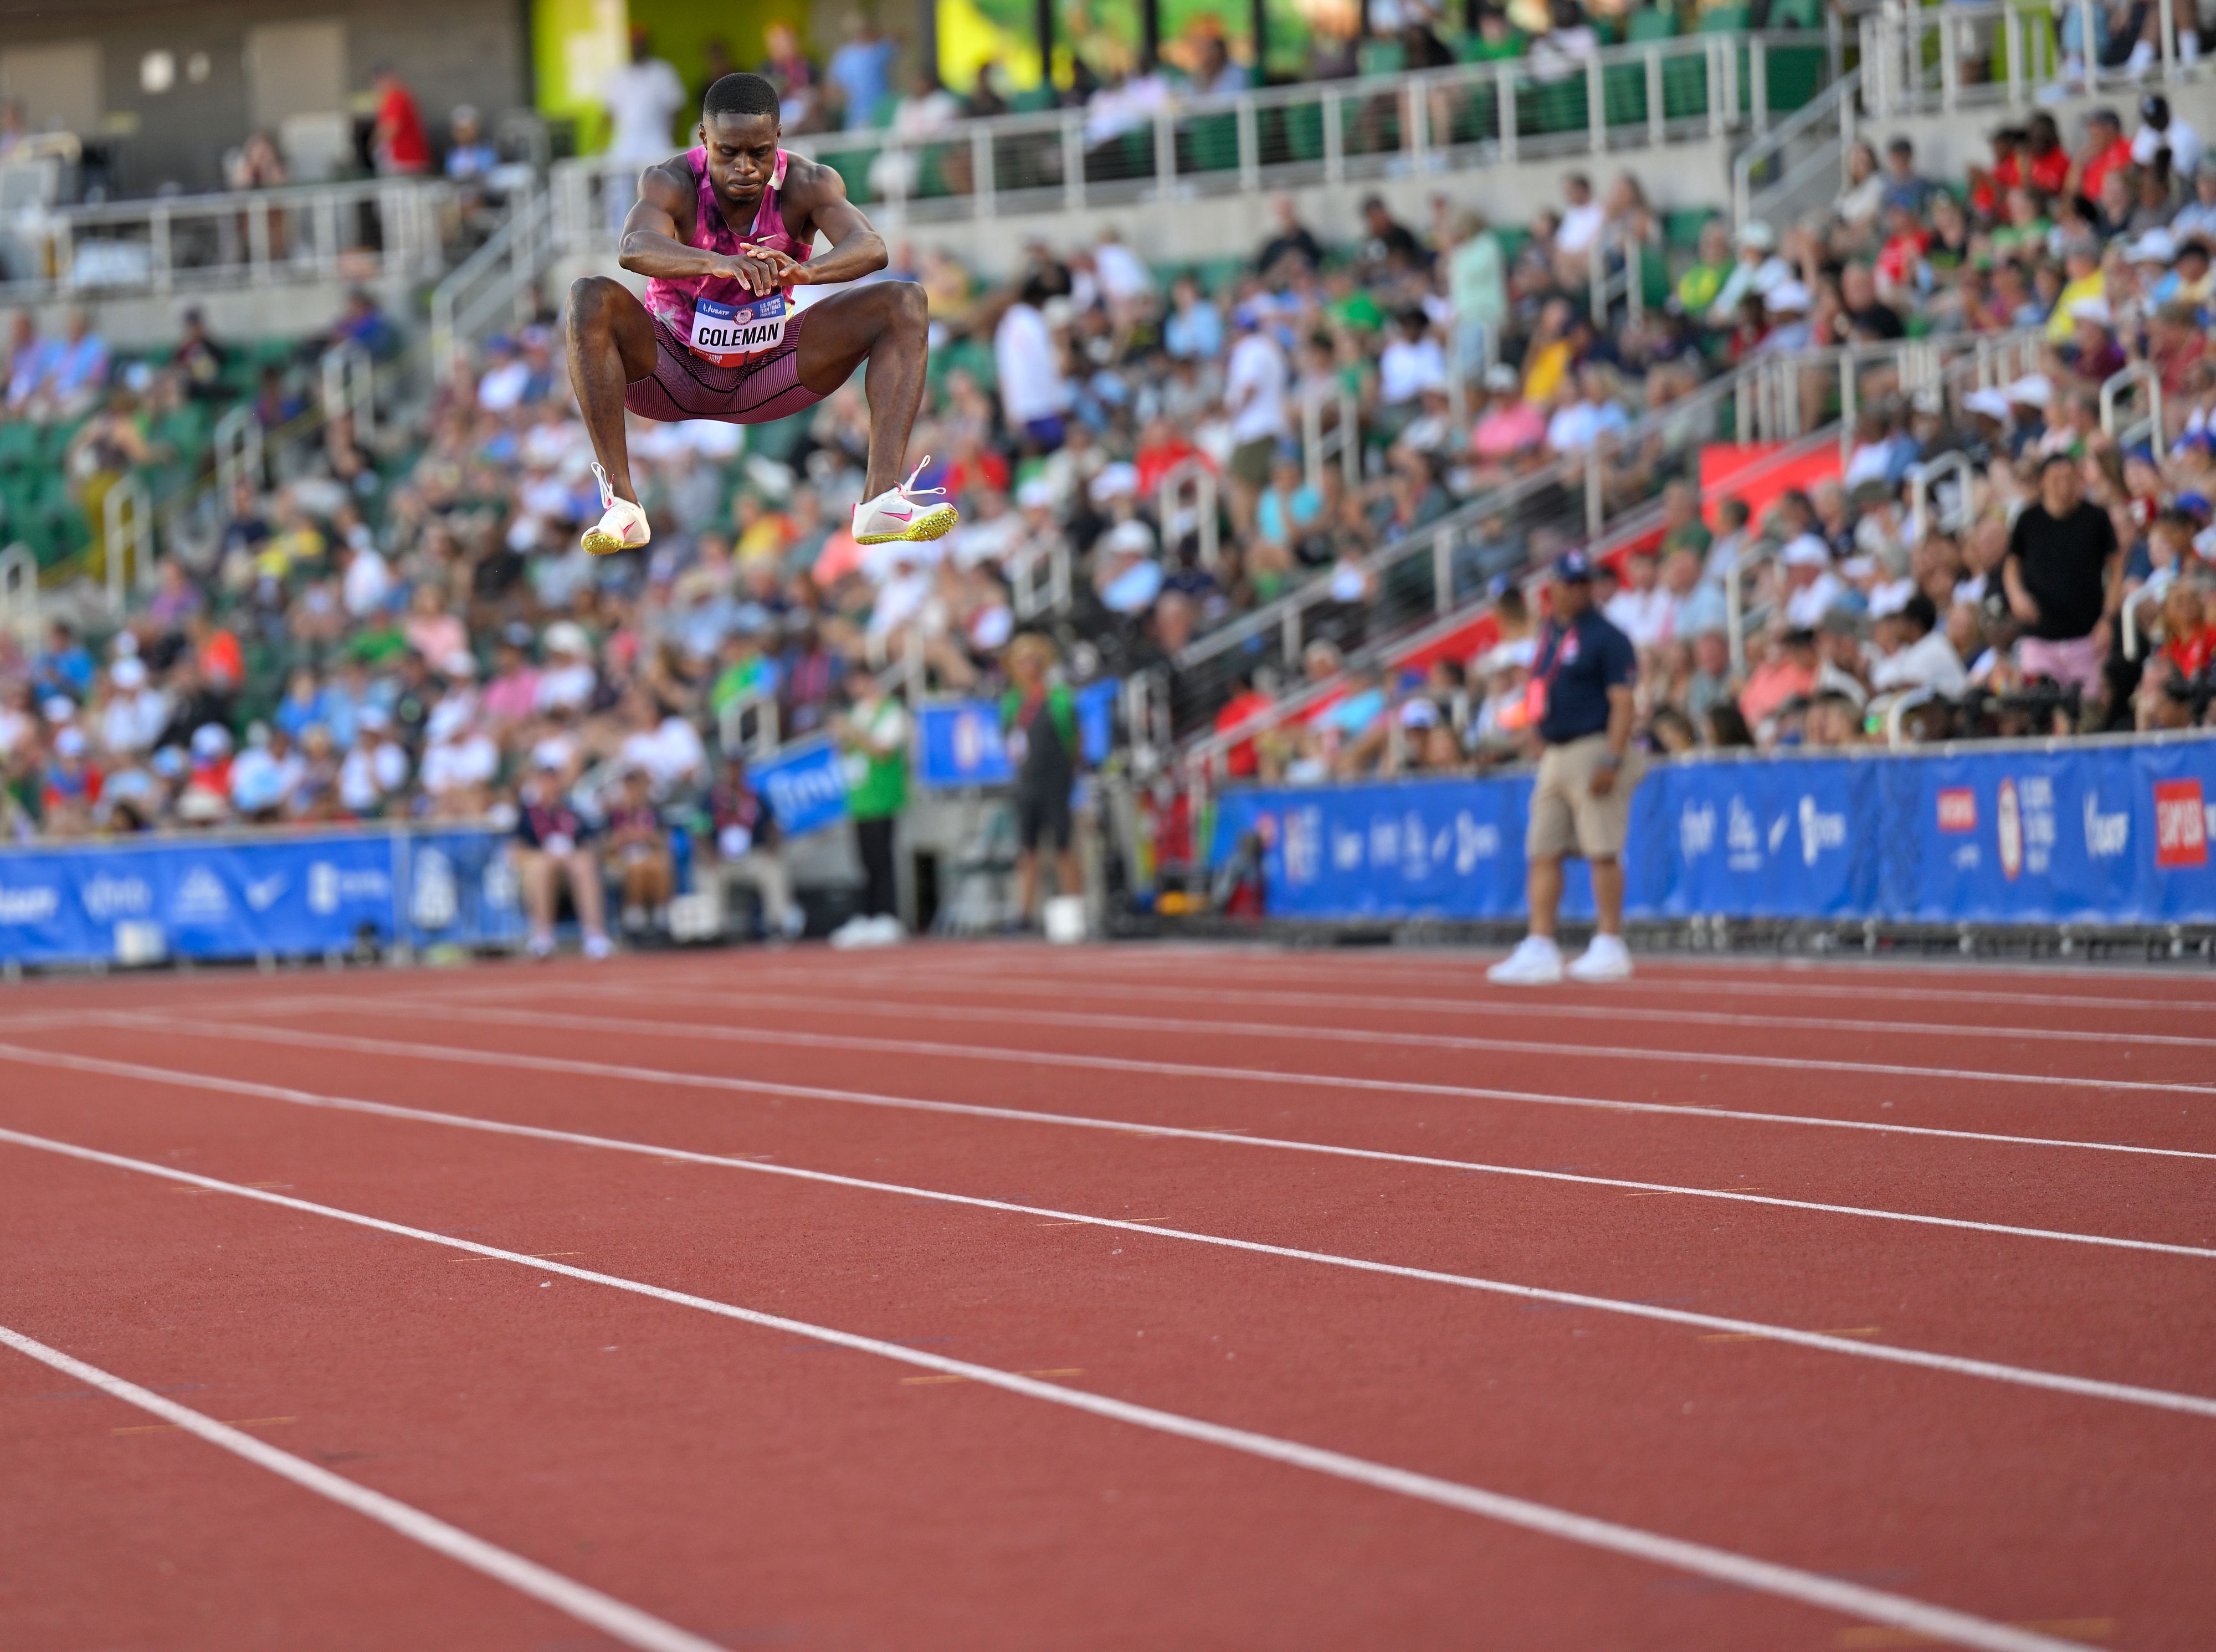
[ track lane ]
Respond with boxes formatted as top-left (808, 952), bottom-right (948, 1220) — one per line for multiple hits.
top-left (14, 1018), bottom-right (2216, 1413)
top-left (0, 1119), bottom-right (2192, 1652)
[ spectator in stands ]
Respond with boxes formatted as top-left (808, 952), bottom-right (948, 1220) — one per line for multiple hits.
top-left (826, 14), bottom-right (896, 130)
top-left (370, 67), bottom-right (430, 176)
top-left (830, 674), bottom-right (910, 948)
top-left (695, 752), bottom-right (802, 940)
top-left (1256, 195), bottom-right (1325, 277)
top-left (2005, 452), bottom-right (2122, 701)
top-left (1489, 550), bottom-right (1642, 986)
top-left (602, 763), bottom-right (675, 937)
top-left (515, 751), bottom-right (611, 961)
top-left (758, 22), bottom-right (824, 131)
top-left (1001, 633), bottom-right (1084, 929)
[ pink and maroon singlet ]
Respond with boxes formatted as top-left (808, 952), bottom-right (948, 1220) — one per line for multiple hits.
top-left (625, 147), bottom-right (829, 426)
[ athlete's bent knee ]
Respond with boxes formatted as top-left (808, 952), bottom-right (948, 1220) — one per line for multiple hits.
top-left (567, 275), bottom-right (624, 334)
top-left (883, 279), bottom-right (928, 331)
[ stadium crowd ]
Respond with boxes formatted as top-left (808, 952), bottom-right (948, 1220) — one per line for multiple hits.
top-left (4, 70), bottom-right (2216, 901)
top-left (1232, 91), bottom-right (2216, 781)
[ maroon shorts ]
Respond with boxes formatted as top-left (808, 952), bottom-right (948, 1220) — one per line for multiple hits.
top-left (624, 307), bottom-right (828, 425)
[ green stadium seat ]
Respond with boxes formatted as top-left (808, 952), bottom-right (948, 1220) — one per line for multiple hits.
top-left (1664, 207), bottom-right (1714, 249)
top-left (0, 422), bottom-right (38, 470)
top-left (1627, 8), bottom-right (1678, 41)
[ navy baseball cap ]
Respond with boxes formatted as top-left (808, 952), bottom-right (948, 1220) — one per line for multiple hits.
top-left (1555, 548), bottom-right (1596, 583)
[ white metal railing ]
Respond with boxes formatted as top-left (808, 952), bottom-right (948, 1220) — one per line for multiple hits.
top-left (1157, 456), bottom-right (1220, 569)
top-left (551, 33), bottom-right (1830, 241)
top-left (1733, 69), bottom-right (1858, 229)
top-left (1300, 384), bottom-right (1362, 495)
top-left (1010, 536), bottom-right (1074, 620)
top-left (0, 175), bottom-right (455, 304)
top-left (2101, 361), bottom-right (2166, 460)
top-left (101, 473), bottom-right (153, 614)
top-left (1906, 449), bottom-right (1974, 546)
top-left (321, 341), bottom-right (376, 439)
top-left (1860, 0), bottom-right (2208, 119)
top-left (430, 188), bottom-right (555, 382)
top-left (213, 403), bottom-right (263, 505)
top-left (718, 690), bottom-right (782, 758)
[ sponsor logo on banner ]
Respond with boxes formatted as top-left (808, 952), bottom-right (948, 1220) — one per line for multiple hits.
top-left (81, 873), bottom-right (151, 921)
top-left (1330, 823), bottom-right (1362, 871)
top-left (2084, 790), bottom-right (2130, 859)
top-left (0, 884), bottom-right (59, 924)
top-left (1726, 796), bottom-right (1761, 871)
top-left (1679, 801), bottom-right (1716, 858)
top-left (308, 862), bottom-right (392, 915)
top-left (1996, 779), bottom-right (2023, 881)
top-left (1281, 807), bottom-right (1320, 883)
top-left (243, 873), bottom-right (288, 912)
top-left (411, 849), bottom-right (458, 931)
top-left (1936, 788), bottom-right (1977, 833)
top-left (172, 866), bottom-right (230, 921)
top-left (2154, 779), bottom-right (2209, 869)
top-left (1797, 796), bottom-right (1846, 866)
top-left (1453, 811), bottom-right (1500, 873)
top-left (951, 708), bottom-right (992, 773)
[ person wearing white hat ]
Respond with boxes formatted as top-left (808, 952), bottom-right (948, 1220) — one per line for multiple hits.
top-left (1706, 221), bottom-right (1791, 326)
top-left (534, 621), bottom-right (598, 713)
top-left (1782, 534), bottom-right (1847, 629)
top-left (100, 655), bottom-right (169, 758)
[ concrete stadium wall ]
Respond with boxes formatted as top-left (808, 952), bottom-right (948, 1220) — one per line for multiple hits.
top-left (0, 0), bottom-right (527, 197)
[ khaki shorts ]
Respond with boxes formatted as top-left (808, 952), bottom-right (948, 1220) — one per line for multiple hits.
top-left (1527, 733), bottom-right (1645, 860)
top-left (1229, 435), bottom-right (1278, 489)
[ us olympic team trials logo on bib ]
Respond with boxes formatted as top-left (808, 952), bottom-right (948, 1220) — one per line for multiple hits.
top-left (688, 291), bottom-right (789, 368)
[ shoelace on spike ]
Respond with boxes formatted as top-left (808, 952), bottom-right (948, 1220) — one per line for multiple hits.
top-left (591, 461), bottom-right (615, 512)
top-left (897, 456), bottom-right (947, 502)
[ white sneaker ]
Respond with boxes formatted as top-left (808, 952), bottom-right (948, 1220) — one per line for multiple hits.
top-left (1486, 935), bottom-right (1563, 986)
top-left (582, 463), bottom-right (651, 556)
top-left (867, 913), bottom-right (904, 945)
top-left (2125, 38), bottom-right (2156, 76)
top-left (527, 932), bottom-right (555, 961)
top-left (828, 913), bottom-right (875, 950)
top-left (851, 457), bottom-right (958, 546)
top-left (582, 932), bottom-right (613, 961)
top-left (1567, 933), bottom-right (1634, 983)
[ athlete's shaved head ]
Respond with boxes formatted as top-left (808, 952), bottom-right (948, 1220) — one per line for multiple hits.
top-left (704, 72), bottom-right (781, 123)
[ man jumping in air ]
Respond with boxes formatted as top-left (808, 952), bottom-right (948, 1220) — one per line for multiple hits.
top-left (565, 71), bottom-right (955, 556)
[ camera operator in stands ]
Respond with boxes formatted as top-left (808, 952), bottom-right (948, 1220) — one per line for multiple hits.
top-left (1489, 549), bottom-right (1643, 987)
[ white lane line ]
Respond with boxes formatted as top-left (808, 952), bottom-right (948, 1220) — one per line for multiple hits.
top-left (65, 1019), bottom-right (2216, 1261)
top-left (6, 1039), bottom-right (2209, 1421)
top-left (890, 949), bottom-right (2216, 1012)
top-left (659, 968), bottom-right (2216, 1052)
top-left (168, 997), bottom-right (2216, 1167)
top-left (527, 985), bottom-right (2216, 1101)
top-left (0, 1126), bottom-right (2096, 1652)
top-left (0, 1323), bottom-right (729, 1652)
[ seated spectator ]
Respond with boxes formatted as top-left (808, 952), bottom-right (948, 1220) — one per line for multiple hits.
top-left (514, 752), bottom-right (611, 961)
top-left (603, 764), bottom-right (675, 936)
top-left (1870, 593), bottom-right (1968, 697)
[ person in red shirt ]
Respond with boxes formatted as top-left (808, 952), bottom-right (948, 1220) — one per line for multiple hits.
top-left (1134, 414), bottom-right (1206, 500)
top-left (2025, 112), bottom-right (2071, 195)
top-left (1213, 674), bottom-right (1276, 779)
top-left (1969, 126), bottom-right (2027, 220)
top-left (2073, 108), bottom-right (2133, 204)
top-left (1874, 202), bottom-right (1930, 294)
top-left (2138, 579), bottom-right (2216, 728)
top-left (372, 68), bottom-right (430, 176)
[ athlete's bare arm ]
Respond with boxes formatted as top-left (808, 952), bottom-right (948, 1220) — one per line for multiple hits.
top-left (777, 157), bottom-right (887, 289)
top-left (617, 159), bottom-right (790, 297)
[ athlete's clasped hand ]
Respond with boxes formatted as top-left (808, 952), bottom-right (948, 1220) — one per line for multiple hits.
top-left (725, 243), bottom-right (800, 295)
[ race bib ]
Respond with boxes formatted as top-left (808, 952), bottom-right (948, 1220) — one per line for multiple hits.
top-left (687, 291), bottom-right (789, 368)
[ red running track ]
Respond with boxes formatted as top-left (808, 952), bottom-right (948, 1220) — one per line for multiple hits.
top-left (1, 943), bottom-right (2212, 1651)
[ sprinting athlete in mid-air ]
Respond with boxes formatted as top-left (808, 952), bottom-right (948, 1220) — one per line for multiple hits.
top-left (565, 71), bottom-right (955, 556)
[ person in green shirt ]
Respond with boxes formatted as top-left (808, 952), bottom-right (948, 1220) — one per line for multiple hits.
top-left (998, 633), bottom-right (1083, 927)
top-left (1448, 209), bottom-right (1507, 390)
top-left (1674, 218), bottom-right (1733, 322)
top-left (830, 671), bottom-right (910, 946)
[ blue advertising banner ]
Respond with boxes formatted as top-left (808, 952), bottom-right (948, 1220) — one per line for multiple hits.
top-left (0, 827), bottom-right (524, 967)
top-left (916, 700), bottom-right (1013, 789)
top-left (916, 683), bottom-right (1120, 789)
top-left (1209, 736), bottom-right (2216, 928)
top-left (751, 737), bottom-right (850, 837)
